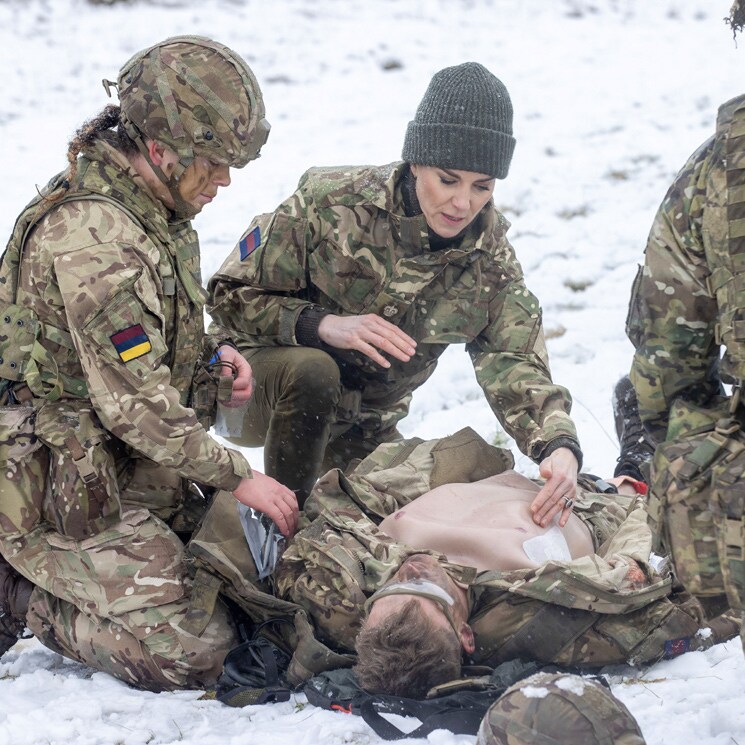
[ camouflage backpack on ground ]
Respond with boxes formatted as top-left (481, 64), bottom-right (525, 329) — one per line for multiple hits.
top-left (186, 485), bottom-right (353, 689)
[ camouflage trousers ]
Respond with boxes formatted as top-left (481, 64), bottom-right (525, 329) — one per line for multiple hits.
top-left (0, 403), bottom-right (237, 691)
top-left (226, 347), bottom-right (399, 505)
top-left (648, 397), bottom-right (745, 652)
top-left (0, 509), bottom-right (238, 692)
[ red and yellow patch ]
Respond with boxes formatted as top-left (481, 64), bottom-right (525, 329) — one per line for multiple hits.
top-left (110, 324), bottom-right (151, 362)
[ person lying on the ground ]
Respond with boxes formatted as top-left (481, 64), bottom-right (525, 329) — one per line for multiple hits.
top-left (269, 429), bottom-right (738, 698)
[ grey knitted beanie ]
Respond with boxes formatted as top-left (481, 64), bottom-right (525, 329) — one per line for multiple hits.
top-left (402, 62), bottom-right (515, 179)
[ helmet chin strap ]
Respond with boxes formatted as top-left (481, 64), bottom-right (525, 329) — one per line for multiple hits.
top-left (144, 147), bottom-right (200, 221)
top-left (123, 117), bottom-right (200, 221)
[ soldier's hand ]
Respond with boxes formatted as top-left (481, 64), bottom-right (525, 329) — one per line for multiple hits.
top-left (233, 472), bottom-right (299, 537)
top-left (530, 447), bottom-right (579, 528)
top-left (217, 344), bottom-right (254, 407)
top-left (317, 314), bottom-right (417, 368)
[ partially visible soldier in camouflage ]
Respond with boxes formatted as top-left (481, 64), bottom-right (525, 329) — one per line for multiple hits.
top-left (626, 6), bottom-right (745, 648)
top-left (0, 36), bottom-right (298, 691)
top-left (208, 62), bottom-right (583, 521)
top-left (476, 672), bottom-right (646, 745)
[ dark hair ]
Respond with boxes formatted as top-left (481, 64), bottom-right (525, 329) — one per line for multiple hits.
top-left (728, 2), bottom-right (745, 36)
top-left (354, 599), bottom-right (462, 699)
top-left (65, 104), bottom-right (138, 181)
top-left (40, 105), bottom-right (138, 210)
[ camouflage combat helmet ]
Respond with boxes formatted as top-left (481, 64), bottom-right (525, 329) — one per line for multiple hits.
top-left (105, 35), bottom-right (270, 216)
top-left (476, 672), bottom-right (646, 745)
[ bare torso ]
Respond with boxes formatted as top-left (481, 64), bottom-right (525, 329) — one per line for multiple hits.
top-left (378, 470), bottom-right (595, 571)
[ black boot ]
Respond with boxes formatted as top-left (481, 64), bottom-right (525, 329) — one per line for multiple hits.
top-left (0, 554), bottom-right (32, 657)
top-left (612, 375), bottom-right (656, 482)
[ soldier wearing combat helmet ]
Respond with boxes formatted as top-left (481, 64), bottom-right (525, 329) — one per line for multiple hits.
top-left (0, 36), bottom-right (297, 691)
top-left (476, 672), bottom-right (646, 745)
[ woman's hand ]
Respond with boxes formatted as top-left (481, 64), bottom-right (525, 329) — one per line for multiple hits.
top-left (318, 314), bottom-right (416, 368)
top-left (529, 447), bottom-right (579, 528)
top-left (216, 344), bottom-right (254, 407)
top-left (233, 472), bottom-right (299, 538)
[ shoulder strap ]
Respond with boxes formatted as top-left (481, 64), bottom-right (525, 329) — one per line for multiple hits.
top-left (359, 696), bottom-right (487, 741)
top-left (0, 162), bottom-right (148, 400)
top-left (303, 661), bottom-right (548, 740)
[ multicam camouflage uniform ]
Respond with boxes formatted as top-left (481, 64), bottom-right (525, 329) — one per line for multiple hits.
top-left (0, 139), bottom-right (247, 691)
top-left (0, 36), bottom-right (267, 691)
top-left (269, 429), bottom-right (718, 675)
top-left (208, 164), bottom-right (581, 492)
top-left (628, 94), bottom-right (745, 633)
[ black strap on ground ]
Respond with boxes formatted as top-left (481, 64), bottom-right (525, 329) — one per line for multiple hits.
top-left (358, 694), bottom-right (489, 740)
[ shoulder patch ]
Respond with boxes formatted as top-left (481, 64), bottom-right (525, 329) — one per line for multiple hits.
top-left (240, 225), bottom-right (261, 261)
top-left (664, 637), bottom-right (691, 659)
top-left (111, 324), bottom-right (152, 362)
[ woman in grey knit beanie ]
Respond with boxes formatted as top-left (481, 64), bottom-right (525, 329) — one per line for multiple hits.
top-left (209, 62), bottom-right (582, 531)
top-left (401, 61), bottom-right (517, 241)
top-left (402, 61), bottom-right (516, 180)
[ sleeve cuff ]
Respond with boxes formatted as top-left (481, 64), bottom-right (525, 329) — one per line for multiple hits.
top-left (214, 339), bottom-right (239, 353)
top-left (535, 437), bottom-right (583, 472)
top-left (221, 448), bottom-right (252, 491)
top-left (295, 305), bottom-right (332, 347)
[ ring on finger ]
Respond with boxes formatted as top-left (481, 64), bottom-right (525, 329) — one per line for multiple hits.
top-left (562, 496), bottom-right (574, 510)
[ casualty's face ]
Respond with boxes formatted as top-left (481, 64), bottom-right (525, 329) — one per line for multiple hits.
top-left (410, 165), bottom-right (495, 239)
top-left (364, 554), bottom-right (465, 638)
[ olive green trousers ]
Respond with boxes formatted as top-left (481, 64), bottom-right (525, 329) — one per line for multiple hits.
top-left (228, 347), bottom-right (397, 505)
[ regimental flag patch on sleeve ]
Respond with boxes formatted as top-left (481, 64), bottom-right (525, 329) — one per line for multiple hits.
top-left (239, 225), bottom-right (261, 261)
top-left (110, 324), bottom-right (152, 362)
top-left (664, 637), bottom-right (691, 659)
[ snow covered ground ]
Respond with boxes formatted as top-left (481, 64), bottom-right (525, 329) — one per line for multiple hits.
top-left (1, 0), bottom-right (745, 742)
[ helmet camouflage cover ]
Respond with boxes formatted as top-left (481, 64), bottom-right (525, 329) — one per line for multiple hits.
top-left (114, 34), bottom-right (270, 169)
top-left (476, 672), bottom-right (646, 745)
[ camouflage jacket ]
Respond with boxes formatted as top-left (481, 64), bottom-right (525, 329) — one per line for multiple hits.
top-left (628, 94), bottom-right (745, 442)
top-left (208, 162), bottom-right (578, 460)
top-left (0, 138), bottom-right (250, 497)
top-left (274, 429), bottom-right (680, 669)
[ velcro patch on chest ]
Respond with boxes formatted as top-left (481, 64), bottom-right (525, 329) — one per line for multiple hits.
top-left (110, 324), bottom-right (152, 362)
top-left (239, 225), bottom-right (261, 261)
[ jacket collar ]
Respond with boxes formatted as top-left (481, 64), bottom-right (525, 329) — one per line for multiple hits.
top-left (362, 162), bottom-right (502, 258)
top-left (78, 138), bottom-right (175, 244)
